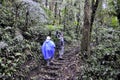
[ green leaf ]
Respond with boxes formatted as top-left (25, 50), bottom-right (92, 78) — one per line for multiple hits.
top-left (46, 25), bottom-right (55, 31)
top-left (111, 17), bottom-right (119, 27)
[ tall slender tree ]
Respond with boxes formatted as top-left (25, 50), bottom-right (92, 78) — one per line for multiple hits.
top-left (45, 0), bottom-right (48, 8)
top-left (81, 0), bottom-right (91, 55)
top-left (90, 0), bottom-right (100, 33)
top-left (81, 0), bottom-right (100, 55)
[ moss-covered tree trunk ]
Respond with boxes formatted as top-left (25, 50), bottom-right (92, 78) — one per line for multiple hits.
top-left (81, 0), bottom-right (91, 55)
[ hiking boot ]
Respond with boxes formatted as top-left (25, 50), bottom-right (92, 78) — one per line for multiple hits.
top-left (59, 57), bottom-right (64, 60)
top-left (59, 55), bottom-right (64, 60)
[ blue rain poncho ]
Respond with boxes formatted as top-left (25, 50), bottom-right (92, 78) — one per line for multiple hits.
top-left (41, 39), bottom-right (55, 60)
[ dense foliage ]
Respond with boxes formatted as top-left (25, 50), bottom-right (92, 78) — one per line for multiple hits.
top-left (79, 0), bottom-right (120, 79)
top-left (0, 0), bottom-right (120, 80)
top-left (80, 25), bottom-right (120, 79)
top-left (0, 0), bottom-right (47, 79)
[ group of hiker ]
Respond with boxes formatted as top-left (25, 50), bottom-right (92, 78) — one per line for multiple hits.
top-left (41, 31), bottom-right (64, 66)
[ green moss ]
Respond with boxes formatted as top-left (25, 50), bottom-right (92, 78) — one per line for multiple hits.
top-left (111, 17), bottom-right (119, 27)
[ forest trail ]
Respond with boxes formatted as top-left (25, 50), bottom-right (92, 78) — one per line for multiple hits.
top-left (20, 45), bottom-right (81, 80)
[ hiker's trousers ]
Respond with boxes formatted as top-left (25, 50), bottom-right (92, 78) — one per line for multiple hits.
top-left (59, 46), bottom-right (64, 56)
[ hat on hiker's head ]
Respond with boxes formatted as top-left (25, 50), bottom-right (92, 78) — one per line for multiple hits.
top-left (46, 36), bottom-right (51, 40)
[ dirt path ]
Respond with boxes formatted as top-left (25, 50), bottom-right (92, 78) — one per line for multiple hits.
top-left (18, 46), bottom-right (81, 80)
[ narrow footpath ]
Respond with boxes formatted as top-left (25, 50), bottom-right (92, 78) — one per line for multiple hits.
top-left (18, 46), bottom-right (81, 80)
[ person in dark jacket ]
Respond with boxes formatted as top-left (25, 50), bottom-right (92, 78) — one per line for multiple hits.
top-left (58, 32), bottom-right (64, 59)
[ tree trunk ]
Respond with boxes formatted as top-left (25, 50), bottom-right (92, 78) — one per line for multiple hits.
top-left (54, 2), bottom-right (57, 19)
top-left (76, 13), bottom-right (80, 40)
top-left (24, 9), bottom-right (29, 31)
top-left (116, 0), bottom-right (120, 24)
top-left (81, 0), bottom-right (100, 55)
top-left (63, 6), bottom-right (67, 31)
top-left (45, 0), bottom-right (48, 8)
top-left (90, 0), bottom-right (99, 33)
top-left (81, 0), bottom-right (91, 55)
top-left (58, 9), bottom-right (61, 24)
top-left (49, 0), bottom-right (54, 11)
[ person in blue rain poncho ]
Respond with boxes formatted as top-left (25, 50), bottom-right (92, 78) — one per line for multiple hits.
top-left (41, 36), bottom-right (55, 66)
